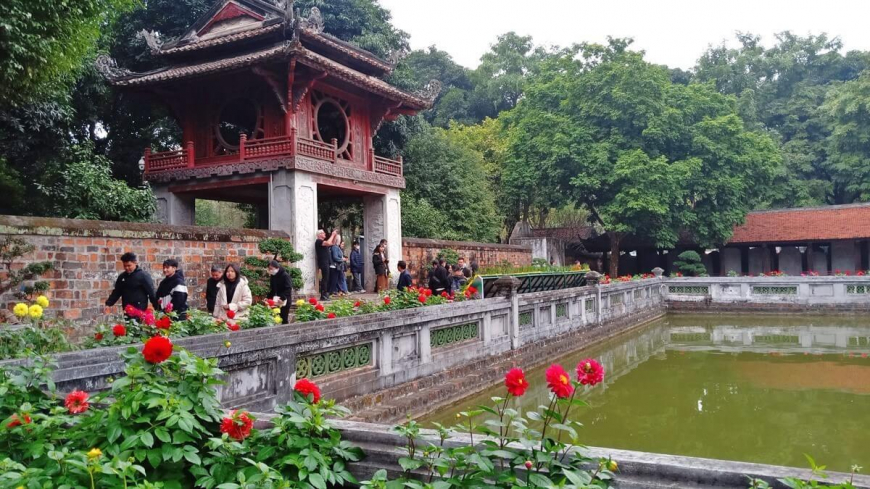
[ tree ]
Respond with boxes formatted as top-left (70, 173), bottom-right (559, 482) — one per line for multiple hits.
top-left (0, 0), bottom-right (136, 106)
top-left (673, 251), bottom-right (707, 277)
top-left (821, 73), bottom-right (870, 201)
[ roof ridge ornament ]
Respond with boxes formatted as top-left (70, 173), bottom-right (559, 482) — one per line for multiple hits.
top-left (415, 79), bottom-right (442, 104)
top-left (94, 54), bottom-right (132, 80)
top-left (137, 29), bottom-right (164, 54)
top-left (300, 6), bottom-right (324, 34)
top-left (387, 50), bottom-right (406, 69)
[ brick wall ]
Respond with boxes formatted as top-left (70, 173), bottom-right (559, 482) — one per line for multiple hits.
top-left (401, 237), bottom-right (532, 281)
top-left (0, 216), bottom-right (288, 332)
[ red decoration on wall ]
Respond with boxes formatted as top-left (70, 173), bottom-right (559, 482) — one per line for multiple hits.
top-left (197, 2), bottom-right (265, 36)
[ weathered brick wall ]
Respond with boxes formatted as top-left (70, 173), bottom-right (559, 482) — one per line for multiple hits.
top-left (401, 237), bottom-right (532, 281)
top-left (0, 216), bottom-right (288, 331)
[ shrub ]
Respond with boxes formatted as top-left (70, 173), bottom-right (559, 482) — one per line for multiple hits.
top-left (437, 248), bottom-right (460, 266)
top-left (242, 238), bottom-right (304, 295)
top-left (673, 250), bottom-right (707, 277)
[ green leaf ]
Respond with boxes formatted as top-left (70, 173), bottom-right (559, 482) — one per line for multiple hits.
top-left (154, 427), bottom-right (171, 443)
top-left (398, 457), bottom-right (423, 471)
top-left (140, 431), bottom-right (154, 448)
top-left (529, 473), bottom-right (554, 487)
top-left (183, 451), bottom-right (201, 465)
top-left (308, 473), bottom-right (326, 489)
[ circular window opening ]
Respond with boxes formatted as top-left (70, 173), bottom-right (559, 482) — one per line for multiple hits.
top-left (216, 98), bottom-right (258, 150)
top-left (316, 99), bottom-right (349, 151)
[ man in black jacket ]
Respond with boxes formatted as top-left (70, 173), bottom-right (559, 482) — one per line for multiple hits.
top-left (106, 252), bottom-right (156, 318)
top-left (396, 261), bottom-right (412, 292)
top-left (268, 260), bottom-right (294, 324)
top-left (205, 264), bottom-right (222, 314)
top-left (156, 259), bottom-right (189, 320)
top-left (427, 260), bottom-right (449, 295)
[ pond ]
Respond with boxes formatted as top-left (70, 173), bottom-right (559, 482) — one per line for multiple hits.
top-left (421, 314), bottom-right (870, 472)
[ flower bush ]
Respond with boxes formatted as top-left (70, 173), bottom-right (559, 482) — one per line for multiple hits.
top-left (295, 286), bottom-right (475, 323)
top-left (369, 360), bottom-right (615, 488)
top-left (0, 335), bottom-right (361, 487)
top-left (0, 296), bottom-right (75, 361)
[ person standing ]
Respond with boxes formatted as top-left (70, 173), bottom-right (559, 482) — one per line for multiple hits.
top-left (428, 259), bottom-right (449, 295)
top-left (105, 252), bottom-right (156, 318)
top-left (328, 235), bottom-right (347, 296)
top-left (315, 229), bottom-right (337, 302)
top-left (268, 260), bottom-right (294, 324)
top-left (213, 263), bottom-right (252, 322)
top-left (457, 257), bottom-right (472, 278)
top-left (396, 260), bottom-right (412, 292)
top-left (205, 264), bottom-right (222, 314)
top-left (373, 243), bottom-right (389, 292)
top-left (349, 240), bottom-right (364, 293)
top-left (156, 259), bottom-right (189, 320)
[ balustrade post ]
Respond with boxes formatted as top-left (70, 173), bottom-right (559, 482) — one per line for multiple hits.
top-left (378, 332), bottom-right (393, 377)
top-left (185, 142), bottom-right (194, 168)
top-left (239, 133), bottom-right (247, 160)
top-left (143, 147), bottom-right (151, 173)
top-left (331, 138), bottom-right (338, 163)
top-left (492, 276), bottom-right (522, 350)
top-left (368, 147), bottom-right (375, 172)
top-left (290, 127), bottom-right (297, 156)
top-left (398, 155), bottom-right (403, 176)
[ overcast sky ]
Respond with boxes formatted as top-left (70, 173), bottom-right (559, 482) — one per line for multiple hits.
top-left (378, 0), bottom-right (870, 69)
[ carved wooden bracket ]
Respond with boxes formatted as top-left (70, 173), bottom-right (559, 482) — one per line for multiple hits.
top-left (291, 70), bottom-right (327, 112)
top-left (252, 66), bottom-right (287, 113)
top-left (370, 100), bottom-right (403, 133)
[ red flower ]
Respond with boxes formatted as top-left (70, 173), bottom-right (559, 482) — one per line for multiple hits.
top-left (227, 322), bottom-right (240, 332)
top-left (441, 291), bottom-right (449, 298)
top-left (467, 286), bottom-right (477, 294)
top-left (327, 312), bottom-right (336, 319)
top-left (164, 302), bottom-right (173, 313)
top-left (142, 336), bottom-right (173, 364)
top-left (112, 324), bottom-right (126, 337)
top-left (418, 294), bottom-right (427, 303)
top-left (315, 304), bottom-right (324, 312)
top-left (220, 410), bottom-right (253, 441)
top-left (294, 378), bottom-right (321, 404)
top-left (6, 413), bottom-right (31, 428)
top-left (124, 304), bottom-right (142, 318)
top-left (142, 311), bottom-right (156, 326)
top-left (576, 359), bottom-right (605, 386)
top-left (64, 390), bottom-right (90, 414)
top-left (354, 301), bottom-right (361, 307)
top-left (545, 364), bottom-right (574, 399)
top-left (226, 310), bottom-right (236, 319)
top-left (94, 332), bottom-right (103, 341)
top-left (504, 368), bottom-right (528, 397)
top-left (308, 297), bottom-right (318, 305)
top-left (424, 288), bottom-right (432, 297)
top-left (155, 316), bottom-right (171, 330)
top-left (383, 296), bottom-right (391, 305)
top-left (266, 299), bottom-right (276, 307)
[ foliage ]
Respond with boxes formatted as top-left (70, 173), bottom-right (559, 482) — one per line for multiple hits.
top-left (673, 251), bottom-right (707, 277)
top-left (0, 237), bottom-right (52, 298)
top-left (241, 238), bottom-right (304, 295)
top-left (0, 0), bottom-right (136, 106)
top-left (0, 325), bottom-right (73, 360)
top-left (747, 455), bottom-right (861, 489)
top-left (437, 248), bottom-right (460, 266)
top-left (821, 72), bottom-right (870, 202)
top-left (295, 287), bottom-right (467, 323)
top-left (37, 143), bottom-right (156, 222)
top-left (242, 304), bottom-right (277, 329)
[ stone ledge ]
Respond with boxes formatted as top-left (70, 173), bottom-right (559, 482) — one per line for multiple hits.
top-left (402, 237), bottom-right (531, 252)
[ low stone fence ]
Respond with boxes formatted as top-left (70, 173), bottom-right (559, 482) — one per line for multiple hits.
top-left (0, 277), bottom-right (665, 412)
top-left (664, 276), bottom-right (870, 312)
top-left (401, 237), bottom-right (532, 282)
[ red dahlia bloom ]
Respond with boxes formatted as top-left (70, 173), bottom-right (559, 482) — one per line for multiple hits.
top-left (315, 304), bottom-right (324, 312)
top-left (441, 291), bottom-right (448, 298)
top-left (94, 333), bottom-right (103, 341)
top-left (164, 302), bottom-right (173, 313)
top-left (504, 368), bottom-right (528, 397)
top-left (576, 358), bottom-right (605, 386)
top-left (418, 294), bottom-right (427, 303)
top-left (294, 378), bottom-right (321, 403)
top-left (220, 410), bottom-right (253, 441)
top-left (266, 299), bottom-right (276, 307)
top-left (383, 296), bottom-right (391, 305)
top-left (468, 286), bottom-right (477, 294)
top-left (545, 364), bottom-right (574, 399)
top-left (227, 322), bottom-right (240, 332)
top-left (226, 310), bottom-right (236, 319)
top-left (143, 311), bottom-right (156, 326)
top-left (112, 324), bottom-right (126, 337)
top-left (308, 297), bottom-right (318, 305)
top-left (354, 301), bottom-right (361, 307)
top-left (155, 316), bottom-right (172, 330)
top-left (142, 336), bottom-right (173, 364)
top-left (124, 304), bottom-right (142, 318)
top-left (7, 413), bottom-right (31, 428)
top-left (424, 288), bottom-right (432, 297)
top-left (327, 312), bottom-right (336, 319)
top-left (65, 390), bottom-right (90, 414)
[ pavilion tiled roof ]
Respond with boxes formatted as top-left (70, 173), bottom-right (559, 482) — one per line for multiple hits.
top-left (158, 23), bottom-right (283, 55)
top-left (531, 227), bottom-right (595, 241)
top-left (728, 203), bottom-right (870, 244)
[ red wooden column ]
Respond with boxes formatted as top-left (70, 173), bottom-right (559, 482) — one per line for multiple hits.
top-left (239, 133), bottom-right (247, 160)
top-left (186, 142), bottom-right (195, 168)
top-left (398, 155), bottom-right (403, 176)
top-left (290, 127), bottom-right (297, 156)
top-left (144, 147), bottom-right (151, 173)
top-left (331, 138), bottom-right (338, 163)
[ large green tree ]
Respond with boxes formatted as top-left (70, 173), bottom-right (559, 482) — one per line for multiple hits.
top-left (821, 73), bottom-right (870, 201)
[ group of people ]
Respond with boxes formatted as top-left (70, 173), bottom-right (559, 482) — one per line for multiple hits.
top-left (315, 229), bottom-right (390, 301)
top-left (421, 257), bottom-right (474, 296)
top-left (105, 252), bottom-right (295, 324)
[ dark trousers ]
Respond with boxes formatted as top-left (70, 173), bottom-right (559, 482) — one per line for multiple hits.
top-left (351, 272), bottom-right (362, 291)
top-left (319, 266), bottom-right (330, 299)
top-left (280, 304), bottom-right (290, 324)
top-left (327, 266), bottom-right (342, 294)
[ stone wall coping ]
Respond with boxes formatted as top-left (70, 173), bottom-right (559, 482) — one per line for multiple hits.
top-left (665, 276), bottom-right (870, 283)
top-left (0, 215), bottom-right (288, 242)
top-left (402, 237), bottom-right (531, 252)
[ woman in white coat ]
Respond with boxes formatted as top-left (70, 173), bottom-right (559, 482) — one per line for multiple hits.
top-left (213, 263), bottom-right (253, 321)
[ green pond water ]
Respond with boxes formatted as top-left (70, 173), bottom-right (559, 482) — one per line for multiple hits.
top-left (421, 314), bottom-right (870, 472)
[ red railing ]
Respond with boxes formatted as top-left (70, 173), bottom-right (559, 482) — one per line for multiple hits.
top-left (240, 134), bottom-right (294, 160)
top-left (373, 154), bottom-right (403, 176)
top-left (144, 142), bottom-right (193, 173)
top-left (296, 135), bottom-right (337, 162)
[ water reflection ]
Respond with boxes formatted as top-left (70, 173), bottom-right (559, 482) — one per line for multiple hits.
top-left (422, 314), bottom-right (870, 471)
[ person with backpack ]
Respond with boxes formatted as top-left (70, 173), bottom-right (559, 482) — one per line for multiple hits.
top-left (105, 252), bottom-right (156, 319)
top-left (155, 258), bottom-right (189, 320)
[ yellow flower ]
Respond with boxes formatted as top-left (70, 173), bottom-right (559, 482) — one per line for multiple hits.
top-left (87, 448), bottom-right (102, 459)
top-left (224, 341), bottom-right (231, 348)
top-left (28, 304), bottom-right (43, 319)
top-left (271, 308), bottom-right (281, 314)
top-left (12, 303), bottom-right (28, 317)
top-left (273, 316), bottom-right (282, 324)
top-left (35, 295), bottom-right (49, 308)
top-left (296, 299), bottom-right (305, 307)
top-left (607, 460), bottom-right (618, 472)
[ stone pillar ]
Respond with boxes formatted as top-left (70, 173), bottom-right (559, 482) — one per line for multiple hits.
top-left (363, 189), bottom-right (402, 291)
top-left (492, 276), bottom-right (522, 350)
top-left (778, 247), bottom-right (802, 276)
top-left (721, 248), bottom-right (741, 276)
top-left (270, 169), bottom-right (318, 295)
top-left (378, 331), bottom-right (393, 377)
top-left (153, 184), bottom-right (195, 225)
top-left (831, 240), bottom-right (859, 272)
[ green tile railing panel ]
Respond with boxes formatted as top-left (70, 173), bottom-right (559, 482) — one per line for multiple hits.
top-left (611, 294), bottom-right (623, 305)
top-left (519, 311), bottom-right (533, 327)
top-left (585, 298), bottom-right (596, 312)
top-left (849, 336), bottom-right (870, 346)
top-left (556, 303), bottom-right (568, 318)
top-left (430, 322), bottom-right (479, 348)
top-left (754, 334), bottom-right (799, 344)
top-left (668, 285), bottom-right (709, 295)
top-left (670, 332), bottom-right (711, 342)
top-left (296, 343), bottom-right (372, 379)
top-left (847, 285), bottom-right (870, 294)
top-left (752, 286), bottom-right (797, 295)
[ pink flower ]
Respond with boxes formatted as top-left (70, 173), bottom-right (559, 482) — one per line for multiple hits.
top-left (576, 359), bottom-right (605, 386)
